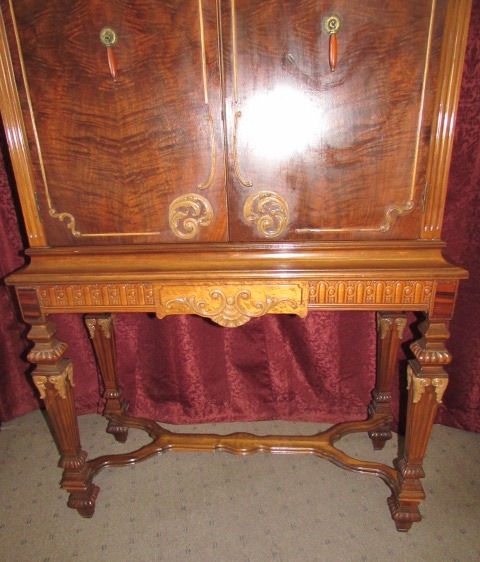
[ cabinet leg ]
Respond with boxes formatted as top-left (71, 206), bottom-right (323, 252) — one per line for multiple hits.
top-left (85, 314), bottom-right (129, 442)
top-left (388, 315), bottom-right (450, 531)
top-left (369, 312), bottom-right (407, 450)
top-left (28, 316), bottom-right (98, 517)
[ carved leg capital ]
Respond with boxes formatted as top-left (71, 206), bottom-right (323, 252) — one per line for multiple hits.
top-left (32, 363), bottom-right (75, 401)
top-left (406, 365), bottom-right (449, 405)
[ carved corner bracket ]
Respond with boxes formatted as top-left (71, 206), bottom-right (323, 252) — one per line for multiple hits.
top-left (155, 282), bottom-right (308, 327)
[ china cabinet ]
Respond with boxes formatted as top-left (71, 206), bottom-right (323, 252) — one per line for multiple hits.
top-left (0, 0), bottom-right (471, 530)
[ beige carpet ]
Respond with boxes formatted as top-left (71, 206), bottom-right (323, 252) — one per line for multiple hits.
top-left (1, 410), bottom-right (479, 561)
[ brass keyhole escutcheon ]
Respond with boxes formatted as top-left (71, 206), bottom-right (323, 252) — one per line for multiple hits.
top-left (323, 15), bottom-right (341, 35)
top-left (323, 15), bottom-right (341, 72)
top-left (100, 27), bottom-right (117, 47)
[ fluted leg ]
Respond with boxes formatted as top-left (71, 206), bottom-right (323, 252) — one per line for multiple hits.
top-left (369, 312), bottom-right (407, 449)
top-left (388, 314), bottom-right (450, 531)
top-left (85, 314), bottom-right (129, 442)
top-left (27, 315), bottom-right (98, 517)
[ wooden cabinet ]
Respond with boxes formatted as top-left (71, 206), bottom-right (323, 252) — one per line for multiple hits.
top-left (0, 0), bottom-right (472, 530)
top-left (1, 0), bottom-right (462, 244)
top-left (3, 0), bottom-right (227, 244)
top-left (224, 0), bottom-right (441, 242)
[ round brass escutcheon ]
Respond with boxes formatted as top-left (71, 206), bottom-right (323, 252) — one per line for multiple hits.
top-left (323, 15), bottom-right (341, 35)
top-left (100, 27), bottom-right (117, 47)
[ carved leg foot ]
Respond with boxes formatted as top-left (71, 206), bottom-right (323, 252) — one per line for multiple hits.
top-left (67, 489), bottom-right (99, 518)
top-left (388, 456), bottom-right (426, 531)
top-left (389, 313), bottom-right (450, 530)
top-left (106, 420), bottom-right (129, 443)
top-left (85, 314), bottom-right (129, 442)
top-left (369, 312), bottom-right (406, 450)
top-left (388, 489), bottom-right (421, 532)
top-left (66, 478), bottom-right (100, 518)
top-left (61, 450), bottom-right (99, 517)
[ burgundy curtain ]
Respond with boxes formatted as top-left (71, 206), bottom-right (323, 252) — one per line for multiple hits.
top-left (1, 1), bottom-right (479, 430)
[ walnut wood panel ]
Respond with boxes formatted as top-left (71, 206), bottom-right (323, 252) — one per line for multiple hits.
top-left (223, 0), bottom-right (444, 241)
top-left (2, 0), bottom-right (227, 245)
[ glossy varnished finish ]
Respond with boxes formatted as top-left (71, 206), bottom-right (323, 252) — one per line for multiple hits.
top-left (223, 0), bottom-right (443, 240)
top-left (3, 0), bottom-right (227, 244)
top-left (0, 0), bottom-right (467, 245)
top-left (0, 0), bottom-right (472, 531)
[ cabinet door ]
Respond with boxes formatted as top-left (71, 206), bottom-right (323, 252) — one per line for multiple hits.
top-left (223, 0), bottom-right (445, 241)
top-left (3, 0), bottom-right (227, 245)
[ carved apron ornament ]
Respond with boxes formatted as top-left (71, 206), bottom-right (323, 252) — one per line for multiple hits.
top-left (156, 283), bottom-right (308, 327)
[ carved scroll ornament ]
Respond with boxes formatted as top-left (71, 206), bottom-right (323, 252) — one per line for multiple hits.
top-left (169, 193), bottom-right (214, 239)
top-left (243, 191), bottom-right (289, 238)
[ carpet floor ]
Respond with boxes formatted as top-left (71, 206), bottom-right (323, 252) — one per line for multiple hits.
top-left (1, 410), bottom-right (479, 561)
